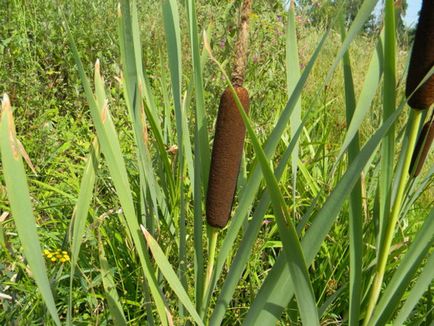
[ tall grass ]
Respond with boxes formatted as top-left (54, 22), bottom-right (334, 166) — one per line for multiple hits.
top-left (1, 0), bottom-right (433, 324)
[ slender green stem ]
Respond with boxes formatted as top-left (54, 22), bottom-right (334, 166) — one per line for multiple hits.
top-left (364, 109), bottom-right (422, 324)
top-left (202, 226), bottom-right (219, 318)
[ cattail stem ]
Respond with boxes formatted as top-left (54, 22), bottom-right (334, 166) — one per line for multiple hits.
top-left (202, 226), bottom-right (218, 316)
top-left (231, 0), bottom-right (253, 86)
top-left (203, 0), bottom-right (252, 317)
top-left (364, 109), bottom-right (423, 324)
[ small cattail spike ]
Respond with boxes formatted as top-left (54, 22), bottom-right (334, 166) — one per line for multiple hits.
top-left (406, 0), bottom-right (434, 110)
top-left (409, 111), bottom-right (434, 177)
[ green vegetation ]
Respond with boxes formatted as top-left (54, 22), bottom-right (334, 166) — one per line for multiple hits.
top-left (0, 0), bottom-right (432, 325)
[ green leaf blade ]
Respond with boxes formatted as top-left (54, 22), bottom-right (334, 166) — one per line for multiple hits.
top-left (141, 226), bottom-right (204, 326)
top-left (0, 95), bottom-right (61, 326)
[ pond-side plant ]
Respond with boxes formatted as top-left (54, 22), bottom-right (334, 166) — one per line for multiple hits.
top-left (1, 0), bottom-right (433, 325)
top-left (204, 0), bottom-right (252, 317)
top-left (364, 0), bottom-right (434, 323)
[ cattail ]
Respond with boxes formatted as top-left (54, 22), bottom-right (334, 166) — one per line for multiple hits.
top-left (206, 87), bottom-right (249, 228)
top-left (405, 0), bottom-right (434, 110)
top-left (409, 119), bottom-right (434, 177)
top-left (206, 0), bottom-right (252, 228)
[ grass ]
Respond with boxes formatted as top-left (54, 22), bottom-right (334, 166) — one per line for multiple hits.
top-left (1, 0), bottom-right (433, 325)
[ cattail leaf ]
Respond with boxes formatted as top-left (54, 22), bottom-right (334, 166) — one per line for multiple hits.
top-left (394, 246), bottom-right (434, 324)
top-left (369, 209), bottom-right (434, 325)
top-left (0, 94), bottom-right (61, 326)
top-left (141, 226), bottom-right (204, 326)
top-left (162, 0), bottom-right (189, 311)
top-left (244, 103), bottom-right (404, 325)
top-left (210, 121), bottom-right (305, 325)
top-left (286, 2), bottom-right (302, 217)
top-left (162, 0), bottom-right (183, 160)
top-left (121, 0), bottom-right (172, 245)
top-left (389, 100), bottom-right (419, 207)
top-left (335, 30), bottom-right (384, 166)
top-left (141, 97), bottom-right (176, 235)
top-left (186, 0), bottom-right (208, 311)
top-left (186, 0), bottom-right (210, 184)
top-left (68, 138), bottom-right (99, 322)
top-left (64, 19), bottom-right (169, 324)
top-left (340, 15), bottom-right (363, 325)
top-left (230, 86), bottom-right (320, 326)
top-left (243, 249), bottom-right (291, 325)
top-left (181, 87), bottom-right (195, 196)
top-left (0, 212), bottom-right (7, 248)
top-left (118, 0), bottom-right (165, 235)
top-left (98, 233), bottom-right (128, 326)
top-left (15, 138), bottom-right (37, 174)
top-left (159, 52), bottom-right (173, 144)
top-left (162, 0), bottom-right (182, 116)
top-left (377, 0), bottom-right (397, 254)
top-left (29, 179), bottom-right (75, 199)
top-left (119, 0), bottom-right (160, 129)
top-left (365, 108), bottom-right (423, 323)
top-left (325, 0), bottom-right (379, 83)
top-left (401, 165), bottom-right (434, 217)
top-left (318, 285), bottom-right (347, 318)
top-left (297, 159), bottom-right (320, 197)
top-left (369, 208), bottom-right (434, 325)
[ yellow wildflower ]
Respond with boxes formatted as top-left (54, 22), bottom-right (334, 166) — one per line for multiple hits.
top-left (43, 248), bottom-right (70, 264)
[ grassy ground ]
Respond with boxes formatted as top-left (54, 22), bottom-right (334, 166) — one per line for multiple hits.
top-left (1, 0), bottom-right (432, 325)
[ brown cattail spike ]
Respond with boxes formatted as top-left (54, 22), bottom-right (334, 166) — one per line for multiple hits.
top-left (406, 0), bottom-right (434, 110)
top-left (409, 119), bottom-right (434, 177)
top-left (206, 86), bottom-right (249, 228)
top-left (206, 0), bottom-right (252, 228)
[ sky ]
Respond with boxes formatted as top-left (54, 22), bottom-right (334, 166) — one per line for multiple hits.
top-left (366, 0), bottom-right (423, 27)
top-left (285, 1), bottom-right (424, 28)
top-left (403, 0), bottom-right (423, 27)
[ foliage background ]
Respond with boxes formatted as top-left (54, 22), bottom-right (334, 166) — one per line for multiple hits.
top-left (0, 0), bottom-right (432, 324)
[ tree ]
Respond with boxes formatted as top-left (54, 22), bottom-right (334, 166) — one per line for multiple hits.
top-left (295, 0), bottom-right (410, 34)
top-left (296, 0), bottom-right (371, 28)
